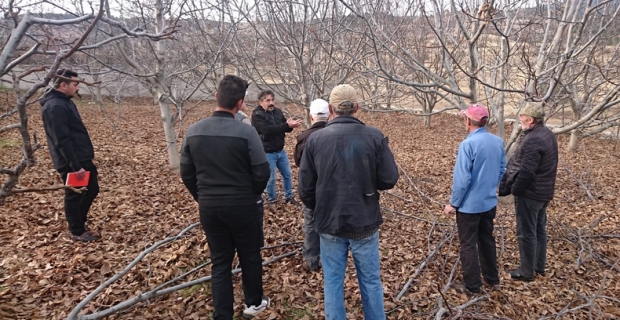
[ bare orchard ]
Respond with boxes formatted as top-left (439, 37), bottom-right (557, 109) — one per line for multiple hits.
top-left (1, 101), bottom-right (618, 319)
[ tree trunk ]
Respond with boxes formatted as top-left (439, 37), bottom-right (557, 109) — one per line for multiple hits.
top-left (424, 115), bottom-right (431, 128)
top-left (158, 96), bottom-right (180, 172)
top-left (154, 0), bottom-right (179, 172)
top-left (568, 130), bottom-right (580, 152)
top-left (94, 74), bottom-right (102, 103)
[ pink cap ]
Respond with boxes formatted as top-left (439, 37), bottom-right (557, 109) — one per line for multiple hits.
top-left (459, 104), bottom-right (489, 122)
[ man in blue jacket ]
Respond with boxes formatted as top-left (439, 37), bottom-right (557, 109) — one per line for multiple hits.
top-left (299, 84), bottom-right (399, 320)
top-left (444, 104), bottom-right (506, 295)
top-left (41, 69), bottom-right (99, 242)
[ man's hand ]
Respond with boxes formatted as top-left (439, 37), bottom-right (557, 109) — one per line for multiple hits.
top-left (75, 168), bottom-right (87, 180)
top-left (287, 118), bottom-right (303, 128)
top-left (443, 204), bottom-right (456, 216)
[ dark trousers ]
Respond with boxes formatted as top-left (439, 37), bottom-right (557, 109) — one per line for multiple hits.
top-left (199, 203), bottom-right (264, 320)
top-left (58, 160), bottom-right (99, 236)
top-left (302, 205), bottom-right (320, 270)
top-left (514, 196), bottom-right (548, 278)
top-left (256, 195), bottom-right (265, 247)
top-left (456, 207), bottom-right (499, 292)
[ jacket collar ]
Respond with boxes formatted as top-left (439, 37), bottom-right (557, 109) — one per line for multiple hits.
top-left (325, 115), bottom-right (365, 127)
top-left (309, 121), bottom-right (327, 129)
top-left (212, 111), bottom-right (235, 118)
top-left (522, 123), bottom-right (544, 136)
top-left (467, 127), bottom-right (486, 138)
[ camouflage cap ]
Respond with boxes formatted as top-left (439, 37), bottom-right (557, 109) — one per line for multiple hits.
top-left (521, 101), bottom-right (544, 118)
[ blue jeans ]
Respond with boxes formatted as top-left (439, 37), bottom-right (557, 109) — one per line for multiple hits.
top-left (265, 149), bottom-right (293, 201)
top-left (320, 232), bottom-right (385, 320)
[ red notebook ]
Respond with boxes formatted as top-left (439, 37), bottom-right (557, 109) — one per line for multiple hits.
top-left (65, 171), bottom-right (90, 187)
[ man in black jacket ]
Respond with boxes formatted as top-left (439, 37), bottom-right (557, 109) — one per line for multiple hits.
top-left (499, 101), bottom-right (558, 282)
top-left (181, 75), bottom-right (271, 319)
top-left (293, 99), bottom-right (330, 273)
top-left (252, 90), bottom-right (303, 204)
top-left (41, 69), bottom-right (99, 242)
top-left (299, 84), bottom-right (399, 319)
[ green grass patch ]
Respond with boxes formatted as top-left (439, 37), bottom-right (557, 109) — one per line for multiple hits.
top-left (281, 299), bottom-right (317, 319)
top-left (179, 283), bottom-right (210, 298)
top-left (290, 307), bottom-right (314, 318)
top-left (0, 139), bottom-right (20, 149)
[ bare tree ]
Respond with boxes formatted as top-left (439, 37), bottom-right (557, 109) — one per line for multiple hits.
top-left (505, 0), bottom-right (620, 151)
top-left (0, 0), bottom-right (175, 204)
top-left (223, 0), bottom-right (362, 125)
top-left (84, 0), bottom-right (236, 171)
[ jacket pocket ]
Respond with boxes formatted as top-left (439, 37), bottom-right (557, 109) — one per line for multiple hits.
top-left (499, 170), bottom-right (518, 196)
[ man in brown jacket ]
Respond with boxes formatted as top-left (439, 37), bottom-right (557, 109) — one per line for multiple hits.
top-left (499, 101), bottom-right (558, 282)
top-left (294, 99), bottom-right (330, 272)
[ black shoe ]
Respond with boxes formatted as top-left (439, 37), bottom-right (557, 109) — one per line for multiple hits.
top-left (71, 231), bottom-right (99, 242)
top-left (509, 270), bottom-right (534, 282)
top-left (265, 198), bottom-right (277, 205)
top-left (451, 283), bottom-right (481, 296)
top-left (535, 270), bottom-right (546, 277)
top-left (285, 197), bottom-right (300, 206)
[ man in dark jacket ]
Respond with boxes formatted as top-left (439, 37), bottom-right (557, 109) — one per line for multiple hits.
top-left (299, 84), bottom-right (399, 320)
top-left (499, 101), bottom-right (558, 282)
top-left (181, 75), bottom-right (271, 319)
top-left (41, 69), bottom-right (99, 242)
top-left (252, 90), bottom-right (303, 204)
top-left (293, 99), bottom-right (329, 273)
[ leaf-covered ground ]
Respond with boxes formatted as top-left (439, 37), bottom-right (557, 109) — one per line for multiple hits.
top-left (1, 101), bottom-right (619, 319)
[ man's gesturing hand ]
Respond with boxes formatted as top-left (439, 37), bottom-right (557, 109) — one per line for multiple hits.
top-left (287, 118), bottom-right (303, 128)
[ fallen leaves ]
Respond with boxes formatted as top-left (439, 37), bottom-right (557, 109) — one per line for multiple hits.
top-left (1, 101), bottom-right (619, 319)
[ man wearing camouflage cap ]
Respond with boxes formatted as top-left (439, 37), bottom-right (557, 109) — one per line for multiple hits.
top-left (298, 84), bottom-right (399, 319)
top-left (499, 101), bottom-right (558, 282)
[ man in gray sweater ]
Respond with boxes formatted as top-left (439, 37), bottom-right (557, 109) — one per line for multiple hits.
top-left (180, 75), bottom-right (271, 319)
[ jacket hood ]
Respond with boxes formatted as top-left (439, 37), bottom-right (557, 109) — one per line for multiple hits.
top-left (40, 89), bottom-right (70, 107)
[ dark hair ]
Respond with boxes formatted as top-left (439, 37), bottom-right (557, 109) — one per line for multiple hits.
top-left (217, 75), bottom-right (248, 110)
top-left (54, 69), bottom-right (79, 88)
top-left (470, 117), bottom-right (488, 127)
top-left (257, 90), bottom-right (274, 101)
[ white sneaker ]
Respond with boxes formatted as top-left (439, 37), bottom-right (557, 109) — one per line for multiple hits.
top-left (243, 296), bottom-right (270, 318)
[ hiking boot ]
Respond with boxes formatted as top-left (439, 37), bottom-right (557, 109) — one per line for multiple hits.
top-left (301, 262), bottom-right (319, 273)
top-left (509, 270), bottom-right (534, 282)
top-left (71, 231), bottom-right (99, 242)
top-left (451, 283), bottom-right (481, 296)
top-left (243, 296), bottom-right (270, 318)
top-left (285, 197), bottom-right (300, 206)
top-left (85, 225), bottom-right (99, 237)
